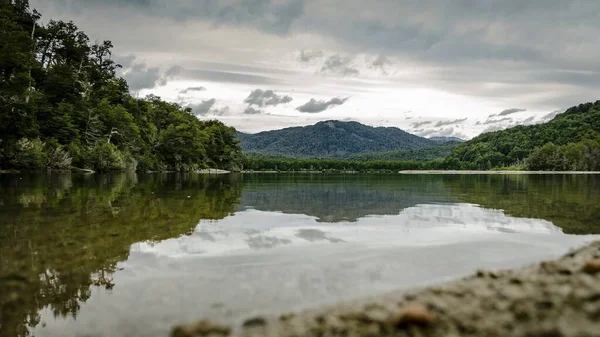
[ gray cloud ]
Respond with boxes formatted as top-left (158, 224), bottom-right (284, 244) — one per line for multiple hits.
top-left (320, 55), bottom-right (359, 76)
top-left (498, 108), bottom-right (527, 116)
top-left (244, 89), bottom-right (293, 107)
top-left (33, 0), bottom-right (600, 112)
top-left (539, 109), bottom-right (565, 123)
top-left (369, 54), bottom-right (391, 74)
top-left (521, 116), bottom-right (536, 125)
top-left (47, 0), bottom-right (306, 35)
top-left (180, 69), bottom-right (281, 85)
top-left (483, 117), bottom-right (513, 125)
top-left (211, 106), bottom-right (231, 116)
top-left (435, 118), bottom-right (467, 127)
top-left (483, 125), bottom-right (510, 133)
top-left (296, 97), bottom-right (349, 113)
top-left (190, 99), bottom-right (216, 115)
top-left (244, 106), bottom-right (263, 115)
top-left (411, 121), bottom-right (432, 128)
top-left (179, 86), bottom-right (206, 94)
top-left (415, 127), bottom-right (467, 140)
top-left (300, 50), bottom-right (324, 62)
top-left (114, 54), bottom-right (180, 92)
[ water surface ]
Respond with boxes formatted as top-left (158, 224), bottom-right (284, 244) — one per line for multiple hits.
top-left (1, 173), bottom-right (599, 337)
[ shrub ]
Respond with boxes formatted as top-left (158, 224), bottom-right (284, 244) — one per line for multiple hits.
top-left (89, 142), bottom-right (126, 171)
top-left (45, 145), bottom-right (73, 170)
top-left (122, 152), bottom-right (138, 171)
top-left (11, 138), bottom-right (45, 170)
top-left (67, 141), bottom-right (91, 169)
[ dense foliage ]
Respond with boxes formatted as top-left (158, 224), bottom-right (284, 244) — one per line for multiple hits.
top-left (0, 173), bottom-right (242, 337)
top-left (242, 154), bottom-right (463, 172)
top-left (348, 142), bottom-right (460, 162)
top-left (448, 101), bottom-right (600, 170)
top-left (0, 0), bottom-right (242, 172)
top-left (238, 120), bottom-right (437, 158)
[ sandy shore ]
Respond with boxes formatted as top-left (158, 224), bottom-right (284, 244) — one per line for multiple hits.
top-left (172, 240), bottom-right (600, 337)
top-left (399, 170), bottom-right (600, 175)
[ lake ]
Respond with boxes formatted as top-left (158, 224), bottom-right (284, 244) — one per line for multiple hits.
top-left (1, 173), bottom-right (599, 337)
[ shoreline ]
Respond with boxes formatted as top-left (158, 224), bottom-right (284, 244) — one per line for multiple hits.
top-left (172, 240), bottom-right (600, 337)
top-left (3, 169), bottom-right (600, 175)
top-left (398, 170), bottom-right (600, 175)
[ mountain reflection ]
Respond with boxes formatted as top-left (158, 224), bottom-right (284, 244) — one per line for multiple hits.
top-left (1, 172), bottom-right (599, 336)
top-left (239, 174), bottom-right (600, 234)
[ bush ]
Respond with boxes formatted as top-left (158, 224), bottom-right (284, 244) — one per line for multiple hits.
top-left (11, 138), bottom-right (45, 170)
top-left (89, 142), bottom-right (126, 171)
top-left (67, 141), bottom-right (91, 169)
top-left (122, 151), bottom-right (138, 171)
top-left (44, 145), bottom-right (73, 170)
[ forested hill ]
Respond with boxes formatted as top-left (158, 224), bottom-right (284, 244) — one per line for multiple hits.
top-left (239, 120), bottom-right (437, 158)
top-left (447, 101), bottom-right (600, 170)
top-left (0, 1), bottom-right (242, 172)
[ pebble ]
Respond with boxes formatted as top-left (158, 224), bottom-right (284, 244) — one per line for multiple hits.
top-left (242, 317), bottom-right (266, 328)
top-left (171, 320), bottom-right (230, 337)
top-left (392, 302), bottom-right (436, 328)
top-left (582, 259), bottom-right (600, 274)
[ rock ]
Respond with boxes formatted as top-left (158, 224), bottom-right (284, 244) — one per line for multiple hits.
top-left (279, 313), bottom-right (295, 321)
top-left (392, 302), bottom-right (436, 328)
top-left (582, 259), bottom-right (600, 274)
top-left (242, 317), bottom-right (266, 328)
top-left (171, 320), bottom-right (230, 337)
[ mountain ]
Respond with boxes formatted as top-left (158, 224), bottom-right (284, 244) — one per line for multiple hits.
top-left (447, 100), bottom-right (600, 170)
top-left (429, 136), bottom-right (465, 143)
top-left (238, 120), bottom-right (438, 158)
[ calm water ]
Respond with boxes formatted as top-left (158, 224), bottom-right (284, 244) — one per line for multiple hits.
top-left (1, 173), bottom-right (600, 337)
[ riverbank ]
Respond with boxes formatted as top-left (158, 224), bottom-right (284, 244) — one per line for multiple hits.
top-left (172, 240), bottom-right (600, 337)
top-left (399, 170), bottom-right (600, 174)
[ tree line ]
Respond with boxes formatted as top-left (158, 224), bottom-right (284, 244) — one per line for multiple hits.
top-left (242, 155), bottom-right (463, 172)
top-left (446, 101), bottom-right (600, 171)
top-left (244, 99), bottom-right (600, 172)
top-left (0, 0), bottom-right (243, 172)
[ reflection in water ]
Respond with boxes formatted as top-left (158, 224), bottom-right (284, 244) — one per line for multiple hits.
top-left (240, 174), bottom-right (600, 234)
top-left (0, 173), bottom-right (241, 337)
top-left (0, 173), bottom-right (599, 337)
top-left (137, 203), bottom-right (563, 258)
top-left (296, 229), bottom-right (345, 243)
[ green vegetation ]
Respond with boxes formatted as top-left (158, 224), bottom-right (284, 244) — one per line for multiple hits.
top-left (241, 142), bottom-right (461, 172)
top-left (0, 173), bottom-right (242, 337)
top-left (348, 142), bottom-right (460, 162)
top-left (448, 101), bottom-right (600, 170)
top-left (2, 172), bottom-right (599, 335)
top-left (242, 154), bottom-right (463, 172)
top-left (0, 0), bottom-right (242, 172)
top-left (447, 174), bottom-right (600, 235)
top-left (238, 120), bottom-right (437, 158)
top-left (242, 101), bottom-right (600, 172)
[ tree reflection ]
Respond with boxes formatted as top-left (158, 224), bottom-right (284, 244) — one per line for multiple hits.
top-left (0, 173), bottom-right (242, 337)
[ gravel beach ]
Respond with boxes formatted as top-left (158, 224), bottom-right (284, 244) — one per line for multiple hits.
top-left (172, 240), bottom-right (600, 337)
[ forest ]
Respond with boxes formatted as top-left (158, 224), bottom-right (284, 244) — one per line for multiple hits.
top-left (242, 154), bottom-right (463, 172)
top-left (447, 101), bottom-right (600, 171)
top-left (0, 0), bottom-right (243, 172)
top-left (244, 102), bottom-right (600, 172)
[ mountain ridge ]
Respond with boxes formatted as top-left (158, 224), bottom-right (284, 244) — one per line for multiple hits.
top-left (238, 120), bottom-right (439, 158)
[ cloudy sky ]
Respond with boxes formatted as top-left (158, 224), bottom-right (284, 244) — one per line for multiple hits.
top-left (32, 0), bottom-right (600, 139)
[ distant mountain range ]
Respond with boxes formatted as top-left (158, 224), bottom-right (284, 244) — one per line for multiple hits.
top-left (429, 136), bottom-right (465, 143)
top-left (238, 120), bottom-right (463, 158)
